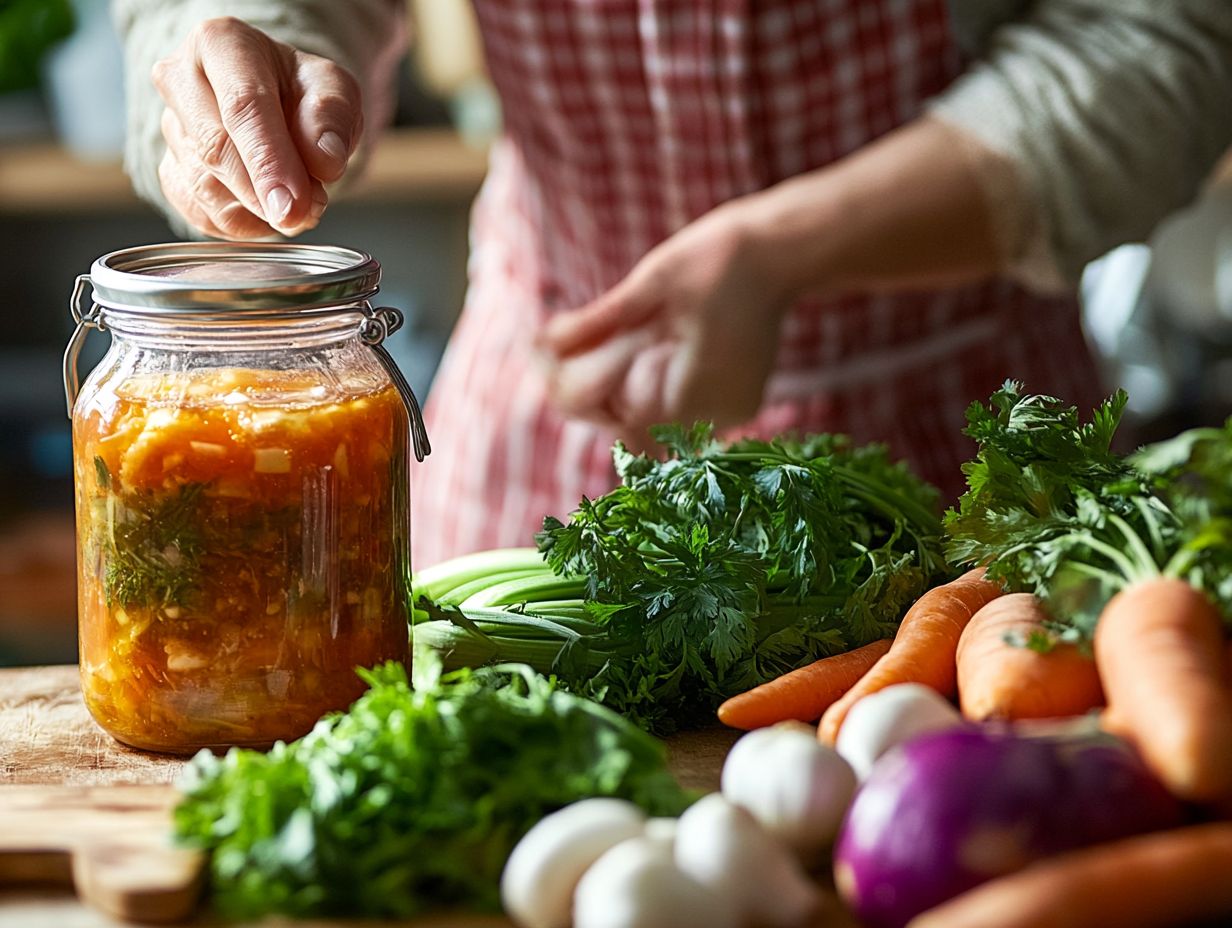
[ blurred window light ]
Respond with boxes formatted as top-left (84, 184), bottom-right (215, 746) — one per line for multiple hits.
top-left (1081, 244), bottom-right (1152, 360)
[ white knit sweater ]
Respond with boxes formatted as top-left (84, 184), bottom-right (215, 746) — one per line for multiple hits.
top-left (112, 0), bottom-right (1232, 291)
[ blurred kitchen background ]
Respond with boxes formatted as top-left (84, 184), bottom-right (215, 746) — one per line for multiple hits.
top-left (1, 0), bottom-right (1230, 667)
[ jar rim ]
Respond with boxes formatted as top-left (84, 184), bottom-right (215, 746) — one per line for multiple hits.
top-left (88, 242), bottom-right (381, 316)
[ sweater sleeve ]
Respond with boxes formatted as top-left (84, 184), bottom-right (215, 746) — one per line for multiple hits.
top-left (930, 0), bottom-right (1232, 291)
top-left (111, 0), bottom-right (405, 228)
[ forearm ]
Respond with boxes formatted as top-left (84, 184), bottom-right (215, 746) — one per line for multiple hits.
top-left (743, 116), bottom-right (1006, 303)
top-left (748, 0), bottom-right (1232, 300)
top-left (931, 0), bottom-right (1232, 286)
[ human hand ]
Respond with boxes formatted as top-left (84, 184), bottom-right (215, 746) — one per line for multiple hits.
top-left (152, 16), bottom-right (363, 239)
top-left (538, 200), bottom-right (797, 437)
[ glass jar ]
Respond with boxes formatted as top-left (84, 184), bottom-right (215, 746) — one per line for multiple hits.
top-left (63, 243), bottom-right (430, 754)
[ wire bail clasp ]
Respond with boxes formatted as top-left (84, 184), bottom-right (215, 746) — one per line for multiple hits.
top-left (359, 304), bottom-right (431, 462)
top-left (63, 274), bottom-right (104, 418)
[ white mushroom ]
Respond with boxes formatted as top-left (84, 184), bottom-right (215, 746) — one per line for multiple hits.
top-left (574, 836), bottom-right (735, 928)
top-left (641, 816), bottom-right (679, 851)
top-left (835, 683), bottom-right (964, 780)
top-left (674, 793), bottom-right (824, 928)
top-left (501, 798), bottom-right (646, 928)
top-left (720, 721), bottom-right (857, 859)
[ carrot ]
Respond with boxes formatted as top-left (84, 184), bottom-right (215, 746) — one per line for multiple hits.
top-left (908, 822), bottom-right (1232, 928)
top-left (717, 639), bottom-right (892, 730)
top-left (818, 569), bottom-right (1003, 745)
top-left (1095, 577), bottom-right (1232, 802)
top-left (955, 593), bottom-right (1103, 721)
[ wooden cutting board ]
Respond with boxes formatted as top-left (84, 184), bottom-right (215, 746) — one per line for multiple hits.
top-left (0, 665), bottom-right (746, 927)
top-left (0, 784), bottom-right (204, 923)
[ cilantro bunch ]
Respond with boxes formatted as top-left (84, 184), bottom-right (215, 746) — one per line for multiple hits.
top-left (944, 382), bottom-right (1232, 640)
top-left (174, 660), bottom-right (689, 919)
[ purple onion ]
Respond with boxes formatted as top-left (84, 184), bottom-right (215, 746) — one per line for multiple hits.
top-left (833, 726), bottom-right (1181, 928)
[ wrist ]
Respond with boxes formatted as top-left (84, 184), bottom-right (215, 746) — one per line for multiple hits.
top-left (733, 118), bottom-right (1008, 303)
top-left (737, 177), bottom-right (847, 306)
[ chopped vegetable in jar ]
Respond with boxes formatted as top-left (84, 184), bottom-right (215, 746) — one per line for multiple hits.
top-left (73, 368), bottom-right (410, 753)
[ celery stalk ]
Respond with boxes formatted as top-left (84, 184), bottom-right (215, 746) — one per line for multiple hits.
top-left (412, 620), bottom-right (612, 675)
top-left (460, 575), bottom-right (588, 608)
top-left (527, 605), bottom-right (590, 621)
top-left (412, 548), bottom-right (549, 602)
top-left (426, 568), bottom-right (551, 607)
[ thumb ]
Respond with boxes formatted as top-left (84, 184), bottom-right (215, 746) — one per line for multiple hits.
top-left (547, 327), bottom-right (655, 421)
top-left (540, 274), bottom-right (660, 359)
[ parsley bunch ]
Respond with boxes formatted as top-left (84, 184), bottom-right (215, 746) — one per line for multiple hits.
top-left (174, 660), bottom-right (689, 919)
top-left (944, 383), bottom-right (1232, 641)
top-left (533, 424), bottom-right (946, 727)
top-left (1132, 419), bottom-right (1232, 615)
top-left (413, 424), bottom-right (945, 732)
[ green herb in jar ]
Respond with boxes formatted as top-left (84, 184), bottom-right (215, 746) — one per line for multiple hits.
top-left (101, 483), bottom-right (205, 611)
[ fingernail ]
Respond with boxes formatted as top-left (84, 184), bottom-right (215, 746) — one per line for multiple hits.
top-left (265, 186), bottom-right (292, 223)
top-left (317, 130), bottom-right (347, 164)
top-left (309, 188), bottom-right (328, 219)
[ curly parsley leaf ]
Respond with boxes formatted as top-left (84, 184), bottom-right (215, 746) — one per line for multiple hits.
top-left (534, 423), bottom-right (947, 730)
top-left (174, 660), bottom-right (690, 919)
top-left (946, 383), bottom-right (1232, 638)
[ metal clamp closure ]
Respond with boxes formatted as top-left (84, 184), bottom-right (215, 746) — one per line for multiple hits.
top-left (61, 284), bottom-right (431, 465)
top-left (361, 305), bottom-right (431, 462)
top-left (63, 275), bottom-right (103, 418)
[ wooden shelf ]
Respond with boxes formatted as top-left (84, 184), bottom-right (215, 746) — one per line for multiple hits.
top-left (0, 127), bottom-right (488, 215)
top-left (348, 127), bottom-right (489, 203)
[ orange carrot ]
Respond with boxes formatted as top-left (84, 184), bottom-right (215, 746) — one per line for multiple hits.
top-left (818, 569), bottom-right (1003, 744)
top-left (717, 639), bottom-right (892, 730)
top-left (908, 822), bottom-right (1232, 928)
top-left (956, 593), bottom-right (1103, 721)
top-left (1096, 577), bottom-right (1232, 802)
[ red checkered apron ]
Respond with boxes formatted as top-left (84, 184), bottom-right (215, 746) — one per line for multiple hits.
top-left (410, 0), bottom-right (1100, 568)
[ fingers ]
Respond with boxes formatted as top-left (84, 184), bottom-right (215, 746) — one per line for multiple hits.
top-left (542, 214), bottom-right (778, 433)
top-left (540, 277), bottom-right (660, 358)
top-left (611, 342), bottom-right (676, 434)
top-left (153, 17), bottom-right (333, 235)
top-left (546, 313), bottom-right (766, 435)
top-left (160, 108), bottom-right (275, 239)
top-left (194, 20), bottom-right (313, 230)
top-left (548, 328), bottom-right (656, 424)
top-left (288, 54), bottom-right (364, 183)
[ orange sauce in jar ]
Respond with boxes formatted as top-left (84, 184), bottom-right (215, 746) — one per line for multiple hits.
top-left (73, 368), bottom-right (409, 753)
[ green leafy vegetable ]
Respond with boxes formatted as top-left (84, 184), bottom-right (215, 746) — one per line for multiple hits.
top-left (415, 423), bottom-right (948, 732)
top-left (1132, 419), bottom-right (1232, 615)
top-left (174, 659), bottom-right (690, 919)
top-left (93, 455), bottom-right (111, 490)
top-left (102, 483), bottom-right (206, 610)
top-left (944, 382), bottom-right (1232, 639)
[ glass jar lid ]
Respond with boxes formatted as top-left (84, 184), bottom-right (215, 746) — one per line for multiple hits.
top-left (65, 242), bottom-right (430, 461)
top-left (88, 242), bottom-right (382, 315)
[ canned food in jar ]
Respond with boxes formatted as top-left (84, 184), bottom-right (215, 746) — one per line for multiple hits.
top-left (66, 244), bottom-right (428, 753)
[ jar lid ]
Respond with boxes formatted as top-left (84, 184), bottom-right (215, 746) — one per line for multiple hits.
top-left (88, 242), bottom-right (381, 314)
top-left (66, 242), bottom-right (431, 461)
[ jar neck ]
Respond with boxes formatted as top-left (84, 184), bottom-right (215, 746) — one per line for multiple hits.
top-left (100, 308), bottom-right (367, 351)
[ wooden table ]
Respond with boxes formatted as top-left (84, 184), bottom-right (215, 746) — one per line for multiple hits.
top-left (0, 665), bottom-right (742, 927)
